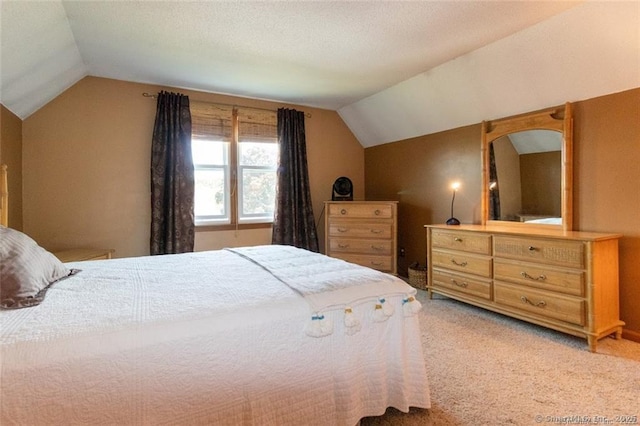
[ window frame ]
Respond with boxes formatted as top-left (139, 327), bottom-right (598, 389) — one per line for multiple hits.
top-left (192, 140), bottom-right (231, 227)
top-left (191, 104), bottom-right (278, 230)
top-left (237, 144), bottom-right (278, 224)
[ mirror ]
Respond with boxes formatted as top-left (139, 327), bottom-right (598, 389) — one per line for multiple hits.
top-left (481, 103), bottom-right (573, 231)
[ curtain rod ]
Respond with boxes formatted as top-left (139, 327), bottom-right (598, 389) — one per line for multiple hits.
top-left (142, 92), bottom-right (312, 118)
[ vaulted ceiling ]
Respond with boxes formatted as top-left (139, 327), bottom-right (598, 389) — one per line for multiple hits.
top-left (1, 1), bottom-right (638, 147)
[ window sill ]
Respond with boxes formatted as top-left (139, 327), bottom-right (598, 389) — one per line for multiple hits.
top-left (195, 223), bottom-right (273, 232)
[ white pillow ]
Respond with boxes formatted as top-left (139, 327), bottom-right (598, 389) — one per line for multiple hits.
top-left (0, 226), bottom-right (71, 309)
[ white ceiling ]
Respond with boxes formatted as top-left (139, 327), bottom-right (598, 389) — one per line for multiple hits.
top-left (508, 130), bottom-right (562, 155)
top-left (1, 1), bottom-right (639, 148)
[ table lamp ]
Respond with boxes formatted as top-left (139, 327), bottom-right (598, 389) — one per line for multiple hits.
top-left (446, 181), bottom-right (461, 225)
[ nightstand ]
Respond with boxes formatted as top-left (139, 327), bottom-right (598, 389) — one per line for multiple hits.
top-left (53, 248), bottom-right (114, 262)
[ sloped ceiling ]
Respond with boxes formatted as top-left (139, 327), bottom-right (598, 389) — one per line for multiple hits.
top-left (0, 1), bottom-right (86, 121)
top-left (509, 131), bottom-right (562, 155)
top-left (1, 1), bottom-right (638, 148)
top-left (340, 1), bottom-right (640, 147)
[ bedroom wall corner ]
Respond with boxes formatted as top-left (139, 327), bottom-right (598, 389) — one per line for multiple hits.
top-left (364, 124), bottom-right (481, 276)
top-left (304, 107), bottom-right (365, 254)
top-left (0, 104), bottom-right (23, 231)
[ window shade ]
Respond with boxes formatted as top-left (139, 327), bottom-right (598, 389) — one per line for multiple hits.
top-left (238, 108), bottom-right (277, 143)
top-left (191, 102), bottom-right (233, 141)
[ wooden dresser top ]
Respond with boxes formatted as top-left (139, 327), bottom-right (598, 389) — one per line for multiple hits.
top-left (425, 224), bottom-right (622, 242)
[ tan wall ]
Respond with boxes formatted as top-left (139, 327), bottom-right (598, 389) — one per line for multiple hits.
top-left (365, 87), bottom-right (640, 340)
top-left (573, 88), bottom-right (640, 342)
top-left (365, 124), bottom-right (481, 276)
top-left (0, 105), bottom-right (23, 230)
top-left (520, 151), bottom-right (561, 217)
top-left (22, 76), bottom-right (364, 258)
top-left (493, 136), bottom-right (522, 220)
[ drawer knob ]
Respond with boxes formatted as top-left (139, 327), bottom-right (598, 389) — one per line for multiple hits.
top-left (520, 296), bottom-right (547, 308)
top-left (341, 209), bottom-right (347, 215)
top-left (451, 279), bottom-right (468, 288)
top-left (528, 246), bottom-right (537, 251)
top-left (450, 259), bottom-right (468, 267)
top-left (338, 244), bottom-right (349, 249)
top-left (521, 271), bottom-right (547, 281)
top-left (374, 209), bottom-right (381, 216)
top-left (370, 229), bottom-right (382, 234)
top-left (337, 228), bottom-right (348, 233)
top-left (370, 261), bottom-right (383, 266)
top-left (454, 237), bottom-right (463, 242)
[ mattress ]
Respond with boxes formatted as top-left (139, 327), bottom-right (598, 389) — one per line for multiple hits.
top-left (0, 245), bottom-right (430, 425)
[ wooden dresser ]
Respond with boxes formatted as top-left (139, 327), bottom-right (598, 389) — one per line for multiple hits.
top-left (425, 224), bottom-right (623, 352)
top-left (325, 201), bottom-right (397, 275)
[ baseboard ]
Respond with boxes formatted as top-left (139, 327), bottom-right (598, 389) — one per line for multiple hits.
top-left (621, 328), bottom-right (640, 343)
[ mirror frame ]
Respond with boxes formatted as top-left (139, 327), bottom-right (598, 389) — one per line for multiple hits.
top-left (481, 102), bottom-right (573, 231)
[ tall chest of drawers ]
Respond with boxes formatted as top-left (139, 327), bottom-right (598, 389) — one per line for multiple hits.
top-left (425, 224), bottom-right (624, 352)
top-left (325, 201), bottom-right (398, 275)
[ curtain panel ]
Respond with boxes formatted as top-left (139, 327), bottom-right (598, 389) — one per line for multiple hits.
top-left (272, 108), bottom-right (319, 252)
top-left (150, 91), bottom-right (195, 255)
top-left (489, 142), bottom-right (501, 220)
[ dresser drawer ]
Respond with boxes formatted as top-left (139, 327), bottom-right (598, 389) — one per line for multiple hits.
top-left (494, 236), bottom-right (584, 269)
top-left (328, 238), bottom-right (392, 255)
top-left (328, 221), bottom-right (392, 239)
top-left (432, 269), bottom-right (491, 300)
top-left (494, 258), bottom-right (584, 296)
top-left (331, 253), bottom-right (392, 272)
top-left (431, 230), bottom-right (491, 255)
top-left (328, 203), bottom-right (394, 219)
top-left (431, 249), bottom-right (492, 278)
top-left (494, 282), bottom-right (585, 326)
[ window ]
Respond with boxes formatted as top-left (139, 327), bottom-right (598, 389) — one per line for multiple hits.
top-left (192, 139), bottom-right (230, 224)
top-left (237, 142), bottom-right (278, 222)
top-left (191, 102), bottom-right (278, 227)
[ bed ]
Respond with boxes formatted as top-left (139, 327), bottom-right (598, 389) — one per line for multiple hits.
top-left (524, 217), bottom-right (562, 225)
top-left (0, 165), bottom-right (430, 425)
top-left (519, 213), bottom-right (562, 225)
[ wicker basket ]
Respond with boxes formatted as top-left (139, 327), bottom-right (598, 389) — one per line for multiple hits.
top-left (408, 264), bottom-right (427, 290)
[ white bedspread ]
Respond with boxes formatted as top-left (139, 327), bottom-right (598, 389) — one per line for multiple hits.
top-left (228, 245), bottom-right (415, 314)
top-left (1, 245), bottom-right (430, 425)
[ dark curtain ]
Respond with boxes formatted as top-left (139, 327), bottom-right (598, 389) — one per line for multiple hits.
top-left (150, 91), bottom-right (195, 255)
top-left (489, 143), bottom-right (501, 220)
top-left (272, 108), bottom-right (319, 252)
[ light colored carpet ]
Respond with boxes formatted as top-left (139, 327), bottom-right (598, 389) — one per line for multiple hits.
top-left (362, 290), bottom-right (640, 425)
